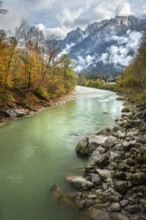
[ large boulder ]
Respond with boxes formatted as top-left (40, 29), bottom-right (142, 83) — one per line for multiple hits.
top-left (114, 181), bottom-right (129, 195)
top-left (104, 136), bottom-right (117, 149)
top-left (124, 204), bottom-right (141, 214)
top-left (66, 176), bottom-right (93, 190)
top-left (95, 153), bottom-right (109, 168)
top-left (90, 173), bottom-right (102, 186)
top-left (129, 172), bottom-right (146, 185)
top-left (97, 187), bottom-right (122, 202)
top-left (76, 137), bottom-right (93, 158)
top-left (108, 203), bottom-right (121, 212)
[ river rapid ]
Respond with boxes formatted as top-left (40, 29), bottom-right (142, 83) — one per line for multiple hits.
top-left (0, 86), bottom-right (123, 220)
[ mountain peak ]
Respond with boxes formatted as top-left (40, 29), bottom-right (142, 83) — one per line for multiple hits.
top-left (58, 15), bottom-right (146, 75)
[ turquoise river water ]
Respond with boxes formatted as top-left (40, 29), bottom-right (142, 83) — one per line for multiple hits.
top-left (0, 86), bottom-right (123, 220)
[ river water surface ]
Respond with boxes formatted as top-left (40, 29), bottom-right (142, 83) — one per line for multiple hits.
top-left (0, 86), bottom-right (123, 220)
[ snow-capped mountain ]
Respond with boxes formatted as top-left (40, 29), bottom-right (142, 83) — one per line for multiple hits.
top-left (58, 16), bottom-right (146, 75)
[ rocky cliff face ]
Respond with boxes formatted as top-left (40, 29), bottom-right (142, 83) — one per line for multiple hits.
top-left (58, 16), bottom-right (146, 76)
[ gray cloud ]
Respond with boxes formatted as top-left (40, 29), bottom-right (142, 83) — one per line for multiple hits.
top-left (0, 0), bottom-right (146, 37)
top-left (99, 30), bottom-right (142, 67)
top-left (73, 30), bottom-right (143, 72)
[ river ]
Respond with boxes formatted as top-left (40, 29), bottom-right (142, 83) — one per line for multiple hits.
top-left (0, 86), bottom-right (123, 220)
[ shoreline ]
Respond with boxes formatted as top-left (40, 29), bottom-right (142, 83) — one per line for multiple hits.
top-left (51, 97), bottom-right (146, 220)
top-left (0, 90), bottom-right (76, 127)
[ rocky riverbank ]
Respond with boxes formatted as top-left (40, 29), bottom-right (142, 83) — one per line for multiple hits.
top-left (0, 91), bottom-right (76, 126)
top-left (51, 98), bottom-right (146, 220)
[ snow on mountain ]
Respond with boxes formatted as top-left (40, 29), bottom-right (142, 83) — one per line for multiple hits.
top-left (58, 15), bottom-right (146, 75)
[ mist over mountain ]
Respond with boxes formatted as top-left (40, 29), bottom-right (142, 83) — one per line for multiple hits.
top-left (58, 15), bottom-right (146, 76)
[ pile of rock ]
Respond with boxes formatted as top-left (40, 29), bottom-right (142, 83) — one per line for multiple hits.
top-left (66, 104), bottom-right (146, 220)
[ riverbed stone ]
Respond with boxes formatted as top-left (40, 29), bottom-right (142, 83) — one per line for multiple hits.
top-left (95, 127), bottom-right (111, 136)
top-left (96, 169), bottom-right (112, 181)
top-left (104, 136), bottom-right (117, 149)
top-left (90, 173), bottom-right (102, 185)
top-left (100, 188), bottom-right (122, 202)
top-left (120, 200), bottom-right (129, 207)
top-left (116, 130), bottom-right (126, 139)
top-left (114, 181), bottom-right (129, 195)
top-left (66, 176), bottom-right (93, 190)
top-left (64, 98), bottom-right (146, 219)
top-left (95, 153), bottom-right (109, 168)
top-left (108, 203), bottom-right (121, 212)
top-left (124, 204), bottom-right (141, 214)
top-left (121, 108), bottom-right (130, 113)
top-left (112, 171), bottom-right (127, 181)
top-left (76, 137), bottom-right (92, 157)
top-left (130, 172), bottom-right (146, 185)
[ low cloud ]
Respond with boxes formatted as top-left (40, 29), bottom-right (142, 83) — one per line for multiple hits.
top-left (0, 0), bottom-right (146, 37)
top-left (117, 3), bottom-right (131, 16)
top-left (73, 30), bottom-right (143, 72)
top-left (99, 30), bottom-right (142, 67)
top-left (74, 55), bottom-right (95, 72)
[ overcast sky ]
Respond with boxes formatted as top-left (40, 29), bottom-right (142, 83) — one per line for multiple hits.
top-left (0, 0), bottom-right (146, 38)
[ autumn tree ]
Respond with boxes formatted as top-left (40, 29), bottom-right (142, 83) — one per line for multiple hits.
top-left (117, 32), bottom-right (146, 103)
top-left (0, 20), bottom-right (77, 105)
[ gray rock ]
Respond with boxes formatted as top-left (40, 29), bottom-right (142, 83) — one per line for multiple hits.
top-left (87, 194), bottom-right (97, 200)
top-left (126, 158), bottom-right (135, 166)
top-left (96, 169), bottom-right (112, 183)
top-left (66, 176), bottom-right (93, 190)
top-left (124, 204), bottom-right (141, 214)
top-left (84, 199), bottom-right (94, 208)
top-left (112, 171), bottom-right (127, 181)
top-left (95, 154), bottom-right (109, 168)
top-left (140, 199), bottom-right (146, 211)
top-left (118, 162), bottom-right (129, 171)
top-left (98, 146), bottom-right (106, 154)
top-left (104, 136), bottom-right (117, 149)
top-left (114, 181), bottom-right (129, 195)
top-left (116, 130), bottom-right (126, 139)
top-left (74, 192), bottom-right (85, 208)
top-left (100, 188), bottom-right (122, 202)
top-left (85, 163), bottom-right (95, 174)
top-left (108, 203), bottom-right (121, 212)
top-left (89, 135), bottom-right (108, 145)
top-left (130, 172), bottom-right (146, 185)
top-left (140, 146), bottom-right (146, 154)
top-left (136, 110), bottom-right (146, 121)
top-left (76, 137), bottom-right (92, 157)
top-left (120, 200), bottom-right (129, 207)
top-left (95, 127), bottom-right (111, 136)
top-left (91, 173), bottom-right (102, 186)
top-left (109, 151), bottom-right (121, 163)
top-left (5, 108), bottom-right (27, 118)
top-left (121, 108), bottom-right (130, 113)
top-left (141, 135), bottom-right (146, 144)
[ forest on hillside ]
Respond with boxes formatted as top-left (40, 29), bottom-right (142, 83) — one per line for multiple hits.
top-left (0, 6), bottom-right (77, 108)
top-left (78, 33), bottom-right (146, 104)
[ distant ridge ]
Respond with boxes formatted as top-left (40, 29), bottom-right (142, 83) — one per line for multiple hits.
top-left (58, 15), bottom-right (146, 76)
